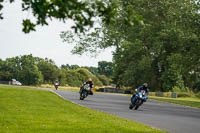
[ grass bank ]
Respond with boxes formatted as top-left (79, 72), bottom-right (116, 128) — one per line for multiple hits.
top-left (40, 84), bottom-right (80, 91)
top-left (150, 96), bottom-right (200, 108)
top-left (0, 85), bottom-right (165, 133)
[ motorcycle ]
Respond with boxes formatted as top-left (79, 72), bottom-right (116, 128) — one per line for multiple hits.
top-left (129, 90), bottom-right (147, 110)
top-left (80, 84), bottom-right (90, 100)
top-left (54, 83), bottom-right (59, 90)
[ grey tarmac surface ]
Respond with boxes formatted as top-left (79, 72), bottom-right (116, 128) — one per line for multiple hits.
top-left (53, 90), bottom-right (200, 133)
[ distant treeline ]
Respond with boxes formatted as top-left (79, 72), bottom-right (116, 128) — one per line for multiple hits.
top-left (0, 55), bottom-right (113, 87)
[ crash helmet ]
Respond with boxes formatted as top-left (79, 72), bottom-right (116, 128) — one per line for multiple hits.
top-left (143, 83), bottom-right (148, 87)
top-left (88, 78), bottom-right (92, 82)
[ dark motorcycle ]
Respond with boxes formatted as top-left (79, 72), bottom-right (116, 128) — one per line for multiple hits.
top-left (80, 84), bottom-right (90, 100)
top-left (54, 82), bottom-right (59, 90)
top-left (129, 90), bottom-right (147, 110)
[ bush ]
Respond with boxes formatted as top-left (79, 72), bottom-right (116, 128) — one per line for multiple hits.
top-left (65, 68), bottom-right (103, 87)
top-left (66, 71), bottom-right (83, 87)
top-left (195, 92), bottom-right (200, 99)
top-left (163, 92), bottom-right (172, 97)
top-left (172, 86), bottom-right (190, 92)
top-left (149, 92), bottom-right (156, 96)
top-left (177, 92), bottom-right (192, 98)
top-left (172, 86), bottom-right (181, 92)
top-left (194, 82), bottom-right (200, 92)
top-left (75, 68), bottom-right (103, 86)
top-left (97, 75), bottom-right (110, 86)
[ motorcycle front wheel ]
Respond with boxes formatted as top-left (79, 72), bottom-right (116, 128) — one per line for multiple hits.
top-left (129, 103), bottom-right (135, 110)
top-left (80, 92), bottom-right (84, 100)
top-left (134, 99), bottom-right (142, 110)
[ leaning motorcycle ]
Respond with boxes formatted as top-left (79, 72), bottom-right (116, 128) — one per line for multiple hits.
top-left (80, 84), bottom-right (90, 100)
top-left (129, 90), bottom-right (147, 110)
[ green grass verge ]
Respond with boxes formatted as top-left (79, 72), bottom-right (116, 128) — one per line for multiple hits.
top-left (150, 96), bottom-right (200, 108)
top-left (40, 84), bottom-right (80, 91)
top-left (0, 85), bottom-right (165, 133)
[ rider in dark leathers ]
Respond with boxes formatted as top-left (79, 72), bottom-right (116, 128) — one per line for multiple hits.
top-left (54, 80), bottom-right (60, 90)
top-left (80, 78), bottom-right (94, 95)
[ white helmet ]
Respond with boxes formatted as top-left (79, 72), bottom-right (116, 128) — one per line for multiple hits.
top-left (143, 83), bottom-right (148, 87)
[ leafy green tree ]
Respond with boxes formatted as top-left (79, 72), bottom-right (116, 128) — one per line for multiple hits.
top-left (112, 41), bottom-right (156, 89)
top-left (18, 55), bottom-right (43, 85)
top-left (75, 68), bottom-right (102, 86)
top-left (61, 0), bottom-right (200, 91)
top-left (0, 0), bottom-right (119, 33)
top-left (60, 0), bottom-right (143, 55)
top-left (3, 56), bottom-right (21, 81)
top-left (65, 68), bottom-right (103, 87)
top-left (61, 64), bottom-right (80, 70)
top-left (37, 58), bottom-right (58, 84)
top-left (113, 0), bottom-right (200, 91)
top-left (57, 69), bottom-right (67, 86)
top-left (83, 66), bottom-right (99, 75)
top-left (0, 55), bottom-right (43, 85)
top-left (98, 61), bottom-right (113, 77)
top-left (97, 75), bottom-right (111, 86)
top-left (0, 59), bottom-right (13, 81)
top-left (0, 59), bottom-right (12, 81)
top-left (65, 70), bottom-right (83, 87)
top-left (61, 64), bottom-right (70, 70)
top-left (20, 64), bottom-right (43, 85)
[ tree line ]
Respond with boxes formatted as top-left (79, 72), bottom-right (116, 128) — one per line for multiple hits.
top-left (0, 55), bottom-right (113, 87)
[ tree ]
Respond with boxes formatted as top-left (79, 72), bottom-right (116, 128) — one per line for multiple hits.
top-left (75, 68), bottom-right (103, 86)
top-left (0, 55), bottom-right (43, 85)
top-left (65, 68), bottom-right (103, 87)
top-left (61, 0), bottom-right (200, 91)
top-left (83, 66), bottom-right (99, 75)
top-left (18, 55), bottom-right (43, 85)
top-left (0, 59), bottom-right (13, 81)
top-left (60, 0), bottom-right (143, 55)
top-left (57, 69), bottom-right (67, 86)
top-left (112, 0), bottom-right (200, 91)
top-left (0, 0), bottom-right (119, 33)
top-left (37, 58), bottom-right (59, 84)
top-left (98, 61), bottom-right (113, 77)
top-left (97, 75), bottom-right (111, 86)
top-left (61, 64), bottom-right (80, 70)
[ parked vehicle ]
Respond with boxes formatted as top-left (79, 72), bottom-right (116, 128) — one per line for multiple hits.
top-left (15, 81), bottom-right (22, 86)
top-left (129, 90), bottom-right (147, 110)
top-left (11, 79), bottom-right (22, 86)
top-left (80, 84), bottom-right (90, 100)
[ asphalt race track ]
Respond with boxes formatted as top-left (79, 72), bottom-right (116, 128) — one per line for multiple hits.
top-left (53, 90), bottom-right (200, 133)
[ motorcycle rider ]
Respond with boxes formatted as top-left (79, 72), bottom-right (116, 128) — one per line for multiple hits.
top-left (131, 83), bottom-right (149, 103)
top-left (54, 80), bottom-right (60, 90)
top-left (80, 78), bottom-right (94, 95)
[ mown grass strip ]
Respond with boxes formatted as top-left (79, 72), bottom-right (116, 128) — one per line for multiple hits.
top-left (150, 96), bottom-right (200, 108)
top-left (0, 85), bottom-right (166, 133)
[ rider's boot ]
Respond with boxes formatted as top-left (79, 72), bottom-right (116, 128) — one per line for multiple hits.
top-left (89, 90), bottom-right (93, 95)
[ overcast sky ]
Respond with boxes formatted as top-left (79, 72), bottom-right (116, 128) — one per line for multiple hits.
top-left (0, 1), bottom-right (114, 67)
